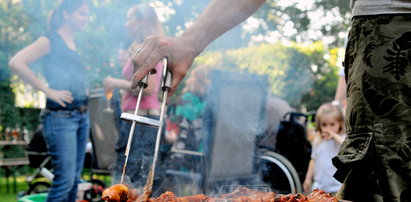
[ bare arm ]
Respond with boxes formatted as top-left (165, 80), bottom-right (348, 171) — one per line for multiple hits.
top-left (331, 132), bottom-right (345, 146)
top-left (303, 159), bottom-right (315, 193)
top-left (323, 128), bottom-right (345, 146)
top-left (9, 37), bottom-right (51, 93)
top-left (182, 0), bottom-right (266, 56)
top-left (132, 0), bottom-right (266, 95)
top-left (8, 37), bottom-right (73, 107)
top-left (104, 74), bottom-right (156, 96)
top-left (334, 76), bottom-right (346, 101)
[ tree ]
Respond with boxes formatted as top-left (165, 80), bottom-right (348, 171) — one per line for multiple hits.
top-left (0, 0), bottom-right (32, 131)
top-left (194, 41), bottom-right (339, 109)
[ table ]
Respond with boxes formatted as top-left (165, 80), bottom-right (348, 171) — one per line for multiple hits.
top-left (0, 141), bottom-right (29, 193)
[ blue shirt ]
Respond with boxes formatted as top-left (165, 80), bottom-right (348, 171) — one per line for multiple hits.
top-left (42, 31), bottom-right (88, 110)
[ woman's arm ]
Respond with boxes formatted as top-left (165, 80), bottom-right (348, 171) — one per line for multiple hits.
top-left (9, 37), bottom-right (51, 92)
top-left (104, 74), bottom-right (156, 96)
top-left (8, 37), bottom-right (73, 107)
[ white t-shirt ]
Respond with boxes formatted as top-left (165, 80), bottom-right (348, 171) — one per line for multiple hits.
top-left (351, 0), bottom-right (411, 17)
top-left (311, 138), bottom-right (344, 193)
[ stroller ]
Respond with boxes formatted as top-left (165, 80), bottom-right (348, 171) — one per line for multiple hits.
top-left (25, 126), bottom-right (53, 195)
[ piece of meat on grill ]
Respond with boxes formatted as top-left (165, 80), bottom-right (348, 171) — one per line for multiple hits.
top-left (218, 187), bottom-right (276, 201)
top-left (102, 184), bottom-right (138, 202)
top-left (306, 189), bottom-right (338, 202)
top-left (153, 191), bottom-right (209, 202)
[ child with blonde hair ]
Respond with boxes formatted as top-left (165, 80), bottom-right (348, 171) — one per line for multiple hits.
top-left (303, 102), bottom-right (345, 194)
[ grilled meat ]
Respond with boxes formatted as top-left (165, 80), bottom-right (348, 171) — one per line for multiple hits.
top-left (102, 185), bottom-right (338, 202)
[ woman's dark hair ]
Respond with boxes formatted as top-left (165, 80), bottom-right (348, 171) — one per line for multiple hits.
top-left (48, 0), bottom-right (86, 31)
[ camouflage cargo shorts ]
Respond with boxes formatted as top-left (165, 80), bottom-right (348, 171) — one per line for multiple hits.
top-left (332, 15), bottom-right (411, 202)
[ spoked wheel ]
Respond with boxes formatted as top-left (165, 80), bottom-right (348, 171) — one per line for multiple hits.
top-left (258, 150), bottom-right (302, 194)
top-left (27, 181), bottom-right (51, 195)
top-left (83, 179), bottom-right (106, 202)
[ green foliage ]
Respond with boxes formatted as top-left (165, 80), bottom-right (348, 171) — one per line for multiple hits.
top-left (254, 0), bottom-right (351, 47)
top-left (1, 0), bottom-right (346, 131)
top-left (195, 41), bottom-right (339, 109)
top-left (0, 82), bottom-right (20, 130)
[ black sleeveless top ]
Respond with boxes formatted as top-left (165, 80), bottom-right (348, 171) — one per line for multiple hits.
top-left (42, 31), bottom-right (88, 110)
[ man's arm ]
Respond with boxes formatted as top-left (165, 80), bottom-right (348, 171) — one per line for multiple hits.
top-left (182, 0), bottom-right (266, 57)
top-left (132, 0), bottom-right (266, 95)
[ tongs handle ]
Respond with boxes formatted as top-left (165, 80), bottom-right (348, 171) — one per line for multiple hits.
top-left (142, 58), bottom-right (171, 201)
top-left (161, 58), bottom-right (172, 92)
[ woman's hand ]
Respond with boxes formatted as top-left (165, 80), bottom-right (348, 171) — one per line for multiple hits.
top-left (45, 88), bottom-right (73, 107)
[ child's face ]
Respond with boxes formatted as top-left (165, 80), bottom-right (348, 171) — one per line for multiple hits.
top-left (319, 115), bottom-right (341, 139)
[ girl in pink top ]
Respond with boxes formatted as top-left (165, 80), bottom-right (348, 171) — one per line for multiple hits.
top-left (103, 4), bottom-right (167, 194)
top-left (120, 58), bottom-right (162, 112)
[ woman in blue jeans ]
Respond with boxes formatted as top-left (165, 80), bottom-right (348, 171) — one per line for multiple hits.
top-left (9, 0), bottom-right (89, 201)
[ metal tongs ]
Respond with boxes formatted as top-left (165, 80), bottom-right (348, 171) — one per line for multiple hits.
top-left (119, 58), bottom-right (172, 200)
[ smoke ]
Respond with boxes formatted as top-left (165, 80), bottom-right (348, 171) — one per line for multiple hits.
top-left (13, 1), bottom-right (311, 196)
top-left (162, 70), bottom-right (270, 195)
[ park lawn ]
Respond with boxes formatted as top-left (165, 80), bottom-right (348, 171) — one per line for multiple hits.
top-left (0, 168), bottom-right (111, 202)
top-left (0, 176), bottom-right (29, 202)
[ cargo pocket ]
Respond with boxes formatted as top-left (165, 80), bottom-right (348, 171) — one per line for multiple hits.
top-left (332, 124), bottom-right (381, 182)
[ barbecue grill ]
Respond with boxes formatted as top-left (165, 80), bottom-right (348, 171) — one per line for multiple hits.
top-left (163, 70), bottom-right (302, 196)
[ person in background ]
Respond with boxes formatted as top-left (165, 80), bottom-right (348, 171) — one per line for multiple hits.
top-left (162, 65), bottom-right (213, 195)
top-left (165, 65), bottom-right (214, 171)
top-left (303, 103), bottom-right (345, 195)
top-left (103, 4), bottom-right (167, 193)
top-left (8, 0), bottom-right (90, 201)
top-left (130, 0), bottom-right (411, 201)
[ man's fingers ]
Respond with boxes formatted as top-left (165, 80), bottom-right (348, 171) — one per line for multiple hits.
top-left (131, 40), bottom-right (162, 89)
top-left (169, 72), bottom-right (185, 96)
top-left (132, 36), bottom-right (157, 71)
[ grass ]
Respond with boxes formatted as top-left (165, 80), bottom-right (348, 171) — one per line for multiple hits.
top-left (0, 175), bottom-right (29, 202)
top-left (0, 167), bottom-right (111, 202)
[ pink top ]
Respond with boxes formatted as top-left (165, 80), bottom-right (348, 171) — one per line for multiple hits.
top-left (121, 59), bottom-right (162, 112)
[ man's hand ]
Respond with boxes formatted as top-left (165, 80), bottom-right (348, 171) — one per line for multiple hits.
top-left (130, 0), bottom-right (266, 96)
top-left (131, 35), bottom-right (197, 96)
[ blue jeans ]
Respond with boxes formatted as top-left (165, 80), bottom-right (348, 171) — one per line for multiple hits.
top-left (41, 109), bottom-right (90, 202)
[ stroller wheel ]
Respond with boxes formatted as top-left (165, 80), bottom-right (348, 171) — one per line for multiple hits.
top-left (83, 179), bottom-right (106, 202)
top-left (27, 181), bottom-right (51, 195)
